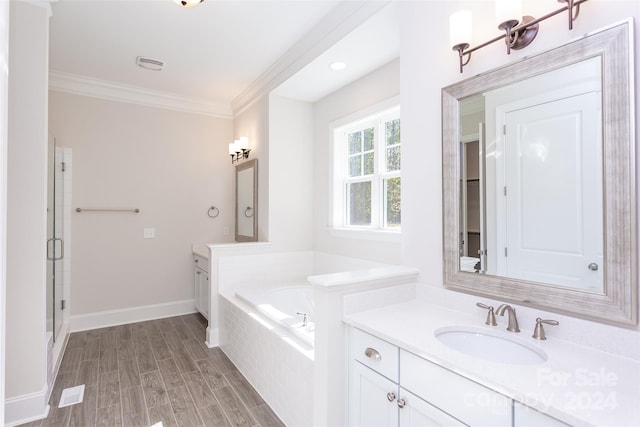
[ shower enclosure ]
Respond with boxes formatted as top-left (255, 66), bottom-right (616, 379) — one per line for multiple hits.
top-left (46, 134), bottom-right (65, 342)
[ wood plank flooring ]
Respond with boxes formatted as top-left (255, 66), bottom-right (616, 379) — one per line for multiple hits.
top-left (20, 313), bottom-right (285, 427)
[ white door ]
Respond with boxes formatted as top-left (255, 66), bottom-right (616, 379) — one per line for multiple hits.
top-left (501, 92), bottom-right (603, 290)
top-left (349, 361), bottom-right (398, 427)
top-left (398, 389), bottom-right (465, 427)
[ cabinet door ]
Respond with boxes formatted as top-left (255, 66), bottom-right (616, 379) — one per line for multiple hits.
top-left (513, 402), bottom-right (569, 426)
top-left (194, 266), bottom-right (205, 314)
top-left (202, 272), bottom-right (209, 319)
top-left (349, 361), bottom-right (398, 427)
top-left (399, 388), bottom-right (466, 427)
top-left (400, 350), bottom-right (511, 426)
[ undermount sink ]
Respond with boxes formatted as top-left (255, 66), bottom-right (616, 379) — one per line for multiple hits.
top-left (435, 326), bottom-right (547, 365)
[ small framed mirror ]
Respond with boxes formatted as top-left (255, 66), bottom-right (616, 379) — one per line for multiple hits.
top-left (442, 20), bottom-right (636, 326)
top-left (235, 159), bottom-right (258, 242)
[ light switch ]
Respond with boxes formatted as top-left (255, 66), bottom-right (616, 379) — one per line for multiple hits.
top-left (143, 228), bottom-right (155, 239)
top-left (223, 226), bottom-right (230, 236)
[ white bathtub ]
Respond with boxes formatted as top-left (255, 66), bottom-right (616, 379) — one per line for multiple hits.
top-left (235, 284), bottom-right (315, 345)
top-left (213, 248), bottom-right (419, 426)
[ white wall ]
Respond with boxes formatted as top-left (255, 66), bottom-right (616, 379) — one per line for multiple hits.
top-left (48, 91), bottom-right (234, 324)
top-left (6, 0), bottom-right (49, 421)
top-left (0, 0), bottom-right (9, 425)
top-left (268, 95), bottom-right (314, 251)
top-left (399, 0), bottom-right (640, 328)
top-left (313, 59), bottom-right (401, 264)
top-left (233, 97), bottom-right (270, 243)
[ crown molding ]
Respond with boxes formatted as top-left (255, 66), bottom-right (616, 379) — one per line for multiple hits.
top-left (49, 70), bottom-right (233, 119)
top-left (231, 0), bottom-right (391, 116)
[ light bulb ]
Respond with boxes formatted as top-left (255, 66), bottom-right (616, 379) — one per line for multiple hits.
top-left (495, 0), bottom-right (522, 26)
top-left (450, 11), bottom-right (472, 47)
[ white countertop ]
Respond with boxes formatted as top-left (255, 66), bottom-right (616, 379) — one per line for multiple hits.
top-left (344, 299), bottom-right (640, 427)
top-left (191, 243), bottom-right (209, 259)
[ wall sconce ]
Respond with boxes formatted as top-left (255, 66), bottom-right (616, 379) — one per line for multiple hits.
top-left (451, 0), bottom-right (587, 73)
top-left (229, 137), bottom-right (250, 164)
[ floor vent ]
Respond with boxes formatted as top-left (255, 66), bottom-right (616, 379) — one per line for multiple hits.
top-left (58, 384), bottom-right (85, 408)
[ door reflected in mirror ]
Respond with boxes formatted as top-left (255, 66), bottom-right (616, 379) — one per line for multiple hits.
top-left (459, 57), bottom-right (604, 293)
top-left (235, 159), bottom-right (257, 242)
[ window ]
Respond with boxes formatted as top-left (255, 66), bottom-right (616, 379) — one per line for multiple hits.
top-left (332, 106), bottom-right (401, 233)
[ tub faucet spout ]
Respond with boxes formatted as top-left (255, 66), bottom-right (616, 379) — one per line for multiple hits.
top-left (296, 312), bottom-right (308, 327)
top-left (496, 304), bottom-right (520, 332)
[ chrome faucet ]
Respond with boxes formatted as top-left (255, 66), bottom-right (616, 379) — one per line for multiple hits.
top-left (496, 304), bottom-right (520, 332)
top-left (296, 312), bottom-right (308, 327)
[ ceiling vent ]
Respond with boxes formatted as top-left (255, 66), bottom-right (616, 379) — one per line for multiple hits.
top-left (136, 56), bottom-right (164, 71)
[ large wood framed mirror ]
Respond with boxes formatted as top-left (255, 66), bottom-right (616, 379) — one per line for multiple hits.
top-left (442, 20), bottom-right (637, 326)
top-left (235, 159), bottom-right (258, 242)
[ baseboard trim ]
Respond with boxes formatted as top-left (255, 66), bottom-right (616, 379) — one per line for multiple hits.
top-left (70, 299), bottom-right (197, 332)
top-left (5, 386), bottom-right (50, 427)
top-left (206, 326), bottom-right (219, 348)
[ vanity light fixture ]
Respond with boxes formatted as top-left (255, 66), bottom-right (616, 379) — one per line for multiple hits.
top-left (451, 0), bottom-right (588, 73)
top-left (174, 0), bottom-right (204, 8)
top-left (229, 136), bottom-right (251, 164)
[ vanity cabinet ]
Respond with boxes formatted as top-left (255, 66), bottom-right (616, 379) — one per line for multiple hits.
top-left (513, 402), bottom-right (569, 426)
top-left (349, 328), bottom-right (468, 427)
top-left (349, 327), bottom-right (566, 427)
top-left (193, 254), bottom-right (209, 319)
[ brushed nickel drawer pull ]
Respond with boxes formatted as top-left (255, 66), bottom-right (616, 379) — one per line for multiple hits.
top-left (364, 347), bottom-right (381, 361)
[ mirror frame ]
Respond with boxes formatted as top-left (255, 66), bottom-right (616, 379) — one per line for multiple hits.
top-left (442, 20), bottom-right (637, 326)
top-left (235, 159), bottom-right (258, 242)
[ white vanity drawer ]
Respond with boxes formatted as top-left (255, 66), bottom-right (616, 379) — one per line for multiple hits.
top-left (350, 328), bottom-right (398, 382)
top-left (193, 254), bottom-right (208, 273)
top-left (513, 402), bottom-right (570, 426)
top-left (400, 350), bottom-right (512, 426)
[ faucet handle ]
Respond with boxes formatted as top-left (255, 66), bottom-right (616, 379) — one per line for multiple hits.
top-left (296, 312), bottom-right (308, 327)
top-left (532, 318), bottom-right (559, 340)
top-left (476, 302), bottom-right (497, 326)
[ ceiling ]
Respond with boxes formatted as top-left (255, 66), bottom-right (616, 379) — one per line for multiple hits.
top-left (49, 0), bottom-right (400, 113)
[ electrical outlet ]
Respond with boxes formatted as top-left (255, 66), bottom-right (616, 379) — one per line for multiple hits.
top-left (223, 226), bottom-right (230, 236)
top-left (143, 228), bottom-right (155, 239)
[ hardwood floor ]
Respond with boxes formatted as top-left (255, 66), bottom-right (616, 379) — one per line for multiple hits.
top-left (20, 313), bottom-right (285, 427)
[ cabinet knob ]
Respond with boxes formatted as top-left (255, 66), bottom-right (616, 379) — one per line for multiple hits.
top-left (196, 271), bottom-right (201, 275)
top-left (364, 347), bottom-right (381, 361)
top-left (386, 392), bottom-right (396, 402)
top-left (397, 398), bottom-right (406, 409)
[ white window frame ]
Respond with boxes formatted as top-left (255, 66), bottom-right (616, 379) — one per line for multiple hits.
top-left (330, 102), bottom-right (401, 241)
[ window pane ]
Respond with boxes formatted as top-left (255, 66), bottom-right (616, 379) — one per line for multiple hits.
top-left (384, 177), bottom-right (401, 228)
top-left (349, 155), bottom-right (362, 177)
top-left (385, 119), bottom-right (400, 146)
top-left (364, 127), bottom-right (375, 151)
top-left (348, 181), bottom-right (371, 226)
top-left (386, 146), bottom-right (401, 172)
top-left (364, 152), bottom-right (375, 175)
top-left (348, 132), bottom-right (362, 155)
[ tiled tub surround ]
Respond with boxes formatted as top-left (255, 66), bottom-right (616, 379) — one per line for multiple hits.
top-left (343, 286), bottom-right (640, 426)
top-left (220, 296), bottom-right (314, 426)
top-left (211, 246), bottom-right (420, 426)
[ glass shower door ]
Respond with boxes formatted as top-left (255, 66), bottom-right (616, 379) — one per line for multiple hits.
top-left (46, 134), bottom-right (64, 342)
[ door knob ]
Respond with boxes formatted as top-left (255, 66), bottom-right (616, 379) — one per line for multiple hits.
top-left (588, 263), bottom-right (598, 271)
